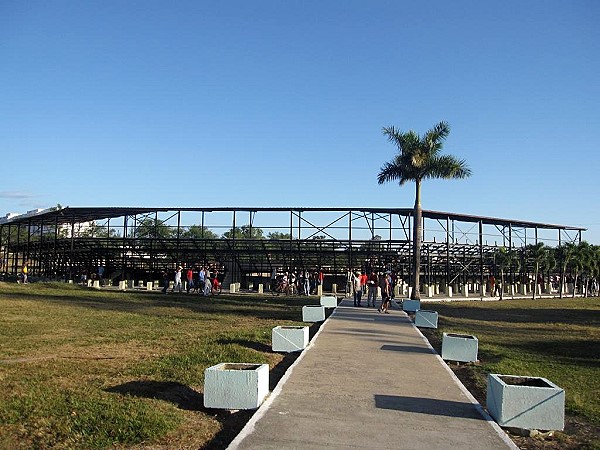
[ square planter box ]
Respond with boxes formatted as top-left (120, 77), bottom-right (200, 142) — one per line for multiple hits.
top-left (441, 333), bottom-right (478, 362)
top-left (272, 326), bottom-right (309, 353)
top-left (320, 295), bottom-right (338, 308)
top-left (402, 299), bottom-right (421, 313)
top-left (302, 305), bottom-right (326, 322)
top-left (486, 374), bottom-right (565, 431)
top-left (414, 310), bottom-right (438, 328)
top-left (203, 363), bottom-right (269, 410)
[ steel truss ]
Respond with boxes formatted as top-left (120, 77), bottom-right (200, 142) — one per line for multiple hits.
top-left (0, 206), bottom-right (585, 289)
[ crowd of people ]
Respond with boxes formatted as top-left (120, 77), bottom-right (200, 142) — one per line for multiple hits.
top-left (163, 264), bottom-right (226, 295)
top-left (347, 269), bottom-right (397, 313)
top-left (270, 269), bottom-right (324, 295)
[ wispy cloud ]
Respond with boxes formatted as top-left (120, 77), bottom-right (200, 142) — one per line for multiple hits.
top-left (0, 191), bottom-right (36, 200)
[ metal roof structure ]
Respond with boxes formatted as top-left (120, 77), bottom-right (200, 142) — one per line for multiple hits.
top-left (1, 206), bottom-right (585, 293)
top-left (0, 206), bottom-right (587, 232)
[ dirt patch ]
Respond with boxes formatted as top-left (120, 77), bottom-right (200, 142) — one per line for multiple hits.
top-left (420, 328), bottom-right (600, 450)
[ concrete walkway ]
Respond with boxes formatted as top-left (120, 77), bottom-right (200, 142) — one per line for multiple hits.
top-left (229, 299), bottom-right (518, 450)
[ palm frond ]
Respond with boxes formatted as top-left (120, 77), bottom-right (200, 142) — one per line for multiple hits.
top-left (424, 155), bottom-right (472, 180)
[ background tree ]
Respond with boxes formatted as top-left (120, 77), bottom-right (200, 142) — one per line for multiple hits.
top-left (222, 225), bottom-right (264, 240)
top-left (267, 231), bottom-right (292, 240)
top-left (80, 222), bottom-right (119, 238)
top-left (182, 225), bottom-right (219, 240)
top-left (134, 218), bottom-right (174, 239)
top-left (378, 121), bottom-right (471, 300)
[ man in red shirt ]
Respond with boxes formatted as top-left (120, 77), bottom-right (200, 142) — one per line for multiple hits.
top-left (367, 271), bottom-right (378, 307)
top-left (186, 267), bottom-right (194, 293)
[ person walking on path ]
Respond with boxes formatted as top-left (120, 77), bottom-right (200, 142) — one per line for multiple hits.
top-left (379, 272), bottom-right (392, 313)
top-left (173, 266), bottom-right (183, 293)
top-left (352, 272), bottom-right (362, 307)
top-left (367, 270), bottom-right (378, 307)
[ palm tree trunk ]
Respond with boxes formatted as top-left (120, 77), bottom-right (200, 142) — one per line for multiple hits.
top-left (412, 179), bottom-right (422, 300)
top-left (533, 263), bottom-right (538, 300)
top-left (559, 264), bottom-right (565, 299)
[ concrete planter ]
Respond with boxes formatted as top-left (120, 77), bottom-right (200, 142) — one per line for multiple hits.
top-left (203, 363), bottom-right (269, 410)
top-left (441, 333), bottom-right (478, 362)
top-left (320, 295), bottom-right (338, 308)
top-left (272, 326), bottom-right (309, 353)
top-left (414, 310), bottom-right (438, 328)
top-left (302, 305), bottom-right (326, 322)
top-left (486, 374), bottom-right (565, 431)
top-left (402, 299), bottom-right (421, 313)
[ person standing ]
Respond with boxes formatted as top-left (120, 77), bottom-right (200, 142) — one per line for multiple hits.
top-left (346, 268), bottom-right (353, 298)
top-left (203, 267), bottom-right (212, 296)
top-left (173, 266), bottom-right (183, 293)
top-left (198, 267), bottom-right (206, 295)
top-left (489, 274), bottom-right (496, 297)
top-left (367, 270), bottom-right (378, 307)
top-left (379, 272), bottom-right (391, 314)
top-left (98, 265), bottom-right (105, 286)
top-left (353, 272), bottom-right (362, 307)
top-left (304, 270), bottom-right (310, 296)
top-left (186, 266), bottom-right (194, 293)
top-left (161, 270), bottom-right (169, 294)
top-left (21, 262), bottom-right (28, 284)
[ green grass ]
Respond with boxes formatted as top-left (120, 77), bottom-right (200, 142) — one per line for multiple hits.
top-left (424, 297), bottom-right (600, 448)
top-left (0, 282), bottom-right (315, 449)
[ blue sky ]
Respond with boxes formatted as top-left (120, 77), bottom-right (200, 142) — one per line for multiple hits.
top-left (1, 1), bottom-right (599, 243)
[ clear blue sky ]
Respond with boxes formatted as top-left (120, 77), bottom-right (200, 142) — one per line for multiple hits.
top-left (1, 1), bottom-right (599, 243)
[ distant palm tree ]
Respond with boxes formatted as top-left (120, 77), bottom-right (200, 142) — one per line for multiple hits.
top-left (525, 243), bottom-right (549, 300)
top-left (556, 243), bottom-right (576, 298)
top-left (378, 121), bottom-right (471, 300)
top-left (570, 242), bottom-right (591, 297)
top-left (494, 247), bottom-right (518, 300)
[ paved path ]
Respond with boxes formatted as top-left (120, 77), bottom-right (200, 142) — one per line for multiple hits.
top-left (229, 299), bottom-right (518, 450)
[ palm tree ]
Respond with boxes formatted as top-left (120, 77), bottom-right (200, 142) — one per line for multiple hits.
top-left (378, 121), bottom-right (471, 300)
top-left (570, 242), bottom-right (591, 297)
top-left (556, 243), bottom-right (576, 298)
top-left (525, 243), bottom-right (549, 300)
top-left (494, 247), bottom-right (519, 300)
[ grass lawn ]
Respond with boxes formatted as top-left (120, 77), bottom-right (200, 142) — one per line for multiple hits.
top-left (0, 282), bottom-right (316, 449)
top-left (421, 296), bottom-right (600, 450)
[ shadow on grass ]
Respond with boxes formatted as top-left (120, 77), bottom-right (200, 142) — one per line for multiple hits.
top-left (503, 339), bottom-right (600, 368)
top-left (430, 303), bottom-right (600, 327)
top-left (1, 285), bottom-right (319, 322)
top-left (104, 318), bottom-right (326, 449)
top-left (105, 380), bottom-right (203, 411)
